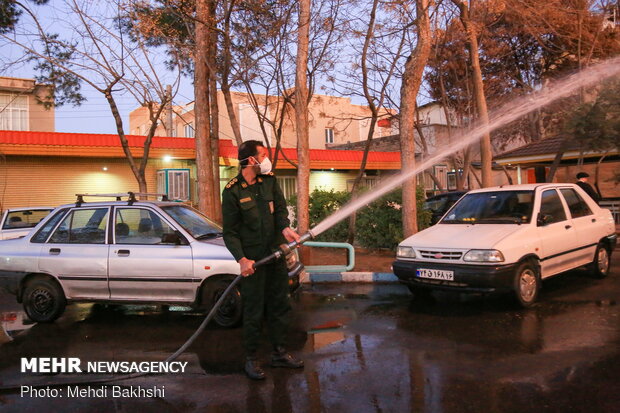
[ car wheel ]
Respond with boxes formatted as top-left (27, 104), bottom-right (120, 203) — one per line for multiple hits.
top-left (589, 243), bottom-right (610, 279)
top-left (513, 261), bottom-right (540, 308)
top-left (23, 277), bottom-right (66, 323)
top-left (202, 279), bottom-right (242, 328)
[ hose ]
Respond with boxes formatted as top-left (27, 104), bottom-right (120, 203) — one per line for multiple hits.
top-left (0, 231), bottom-right (314, 393)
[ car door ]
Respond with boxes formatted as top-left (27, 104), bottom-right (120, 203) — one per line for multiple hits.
top-left (108, 206), bottom-right (195, 302)
top-left (536, 189), bottom-right (580, 277)
top-left (38, 207), bottom-right (111, 299)
top-left (558, 187), bottom-right (599, 267)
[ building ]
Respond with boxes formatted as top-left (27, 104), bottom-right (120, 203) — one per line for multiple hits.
top-left (129, 91), bottom-right (398, 150)
top-left (0, 130), bottom-right (401, 211)
top-left (494, 135), bottom-right (620, 198)
top-left (0, 77), bottom-right (55, 132)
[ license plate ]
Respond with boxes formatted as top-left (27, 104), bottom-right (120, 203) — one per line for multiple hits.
top-left (416, 268), bottom-right (454, 281)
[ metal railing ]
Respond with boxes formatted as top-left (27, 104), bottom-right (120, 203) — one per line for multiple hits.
top-left (303, 241), bottom-right (355, 273)
top-left (600, 200), bottom-right (620, 224)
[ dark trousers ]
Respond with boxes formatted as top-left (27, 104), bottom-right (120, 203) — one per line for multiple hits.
top-left (240, 259), bottom-right (290, 355)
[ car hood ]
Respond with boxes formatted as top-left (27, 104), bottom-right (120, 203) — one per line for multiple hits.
top-left (400, 223), bottom-right (524, 250)
top-left (193, 237), bottom-right (235, 260)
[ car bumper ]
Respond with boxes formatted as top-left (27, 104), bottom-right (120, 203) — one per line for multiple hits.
top-left (392, 260), bottom-right (517, 293)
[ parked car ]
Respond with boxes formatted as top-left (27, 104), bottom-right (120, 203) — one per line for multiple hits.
top-left (0, 193), bottom-right (303, 326)
top-left (0, 207), bottom-right (55, 240)
top-left (423, 191), bottom-right (468, 225)
top-left (393, 184), bottom-right (617, 307)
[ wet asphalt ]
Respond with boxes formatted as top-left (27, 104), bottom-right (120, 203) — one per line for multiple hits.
top-left (0, 251), bottom-right (619, 413)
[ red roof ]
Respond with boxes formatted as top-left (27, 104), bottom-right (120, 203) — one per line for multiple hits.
top-left (0, 130), bottom-right (401, 169)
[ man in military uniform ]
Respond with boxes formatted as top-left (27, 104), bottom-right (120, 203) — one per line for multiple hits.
top-left (222, 140), bottom-right (304, 380)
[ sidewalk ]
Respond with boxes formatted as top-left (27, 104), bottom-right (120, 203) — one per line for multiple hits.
top-left (302, 245), bottom-right (397, 283)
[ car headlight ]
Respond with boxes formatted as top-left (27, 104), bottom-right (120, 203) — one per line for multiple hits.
top-left (397, 246), bottom-right (416, 258)
top-left (463, 249), bottom-right (505, 262)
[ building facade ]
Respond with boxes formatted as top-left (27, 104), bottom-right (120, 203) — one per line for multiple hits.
top-left (129, 91), bottom-right (398, 150)
top-left (0, 77), bottom-right (55, 132)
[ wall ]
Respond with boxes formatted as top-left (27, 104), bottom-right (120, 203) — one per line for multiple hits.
top-left (0, 77), bottom-right (54, 132)
top-left (128, 91), bottom-right (397, 150)
top-left (0, 156), bottom-right (193, 210)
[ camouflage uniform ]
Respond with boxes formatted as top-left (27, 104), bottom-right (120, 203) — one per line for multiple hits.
top-left (222, 171), bottom-right (291, 355)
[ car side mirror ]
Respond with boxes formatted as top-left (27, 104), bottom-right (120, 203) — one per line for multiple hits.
top-left (537, 213), bottom-right (553, 227)
top-left (161, 231), bottom-right (185, 245)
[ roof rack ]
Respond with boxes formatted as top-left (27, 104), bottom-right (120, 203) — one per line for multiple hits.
top-left (75, 192), bottom-right (169, 206)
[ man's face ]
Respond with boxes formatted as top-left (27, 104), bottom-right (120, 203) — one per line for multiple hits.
top-left (251, 145), bottom-right (267, 165)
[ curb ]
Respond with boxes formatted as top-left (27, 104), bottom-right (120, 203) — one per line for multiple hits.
top-left (301, 271), bottom-right (398, 283)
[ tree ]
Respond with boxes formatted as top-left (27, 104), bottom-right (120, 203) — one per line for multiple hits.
top-left (400, 0), bottom-right (433, 237)
top-left (1, 0), bottom-right (182, 195)
top-left (194, 0), bottom-right (219, 218)
top-left (451, 0), bottom-right (492, 187)
top-left (295, 0), bottom-right (312, 237)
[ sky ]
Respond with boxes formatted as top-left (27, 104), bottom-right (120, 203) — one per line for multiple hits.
top-left (1, 0), bottom-right (196, 135)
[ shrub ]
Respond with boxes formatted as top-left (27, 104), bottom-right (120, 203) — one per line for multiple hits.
top-left (288, 188), bottom-right (351, 242)
top-left (355, 187), bottom-right (431, 250)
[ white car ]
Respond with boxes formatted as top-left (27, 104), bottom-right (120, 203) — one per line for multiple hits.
top-left (0, 207), bottom-right (54, 240)
top-left (393, 184), bottom-right (617, 307)
top-left (0, 193), bottom-right (303, 325)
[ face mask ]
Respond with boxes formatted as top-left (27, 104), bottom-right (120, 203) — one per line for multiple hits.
top-left (242, 156), bottom-right (272, 174)
top-left (256, 156), bottom-right (272, 174)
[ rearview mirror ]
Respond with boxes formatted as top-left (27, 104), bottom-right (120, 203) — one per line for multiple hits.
top-left (161, 232), bottom-right (185, 245)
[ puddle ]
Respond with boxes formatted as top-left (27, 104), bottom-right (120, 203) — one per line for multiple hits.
top-left (308, 320), bottom-right (347, 351)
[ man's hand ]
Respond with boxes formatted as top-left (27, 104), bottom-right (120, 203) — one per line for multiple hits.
top-left (282, 227), bottom-right (301, 243)
top-left (238, 257), bottom-right (255, 277)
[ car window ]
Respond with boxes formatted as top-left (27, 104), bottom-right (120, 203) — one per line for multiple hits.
top-left (560, 188), bottom-right (593, 218)
top-left (539, 189), bottom-right (567, 224)
top-left (115, 208), bottom-right (176, 245)
top-left (31, 208), bottom-right (69, 243)
top-left (49, 208), bottom-right (109, 244)
top-left (3, 209), bottom-right (53, 229)
top-left (423, 196), bottom-right (448, 212)
top-left (442, 191), bottom-right (534, 224)
top-left (161, 205), bottom-right (222, 239)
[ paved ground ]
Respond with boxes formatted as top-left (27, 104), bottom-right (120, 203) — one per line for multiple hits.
top-left (0, 250), bottom-right (619, 413)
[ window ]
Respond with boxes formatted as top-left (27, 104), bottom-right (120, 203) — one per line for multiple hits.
top-left (49, 208), bottom-right (109, 244)
top-left (3, 209), bottom-right (53, 229)
top-left (443, 191), bottom-right (534, 224)
top-left (115, 208), bottom-right (176, 245)
top-left (157, 169), bottom-right (190, 201)
top-left (325, 128), bottom-right (334, 144)
top-left (277, 176), bottom-right (297, 201)
top-left (0, 94), bottom-right (28, 131)
top-left (540, 190), bottom-right (567, 224)
top-left (31, 208), bottom-right (70, 243)
top-left (560, 188), bottom-right (593, 218)
top-left (184, 122), bottom-right (195, 138)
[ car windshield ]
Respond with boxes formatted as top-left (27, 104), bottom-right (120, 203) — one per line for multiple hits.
top-left (161, 205), bottom-right (223, 239)
top-left (441, 190), bottom-right (534, 224)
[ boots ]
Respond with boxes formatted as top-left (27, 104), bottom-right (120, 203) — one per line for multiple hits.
top-left (271, 346), bottom-right (304, 368)
top-left (244, 356), bottom-right (266, 380)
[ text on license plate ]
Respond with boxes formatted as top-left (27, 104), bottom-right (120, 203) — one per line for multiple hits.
top-left (416, 268), bottom-right (454, 281)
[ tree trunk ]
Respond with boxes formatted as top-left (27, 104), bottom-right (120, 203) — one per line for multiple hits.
top-left (453, 0), bottom-right (492, 187)
top-left (208, 0), bottom-right (222, 223)
top-left (295, 0), bottom-right (311, 237)
top-left (195, 0), bottom-right (217, 218)
top-left (399, 0), bottom-right (432, 238)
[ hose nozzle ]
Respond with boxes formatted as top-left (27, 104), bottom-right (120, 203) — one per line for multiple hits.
top-left (252, 230), bottom-right (315, 269)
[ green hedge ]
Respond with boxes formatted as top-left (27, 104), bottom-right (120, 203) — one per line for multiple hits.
top-left (289, 187), bottom-right (431, 249)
